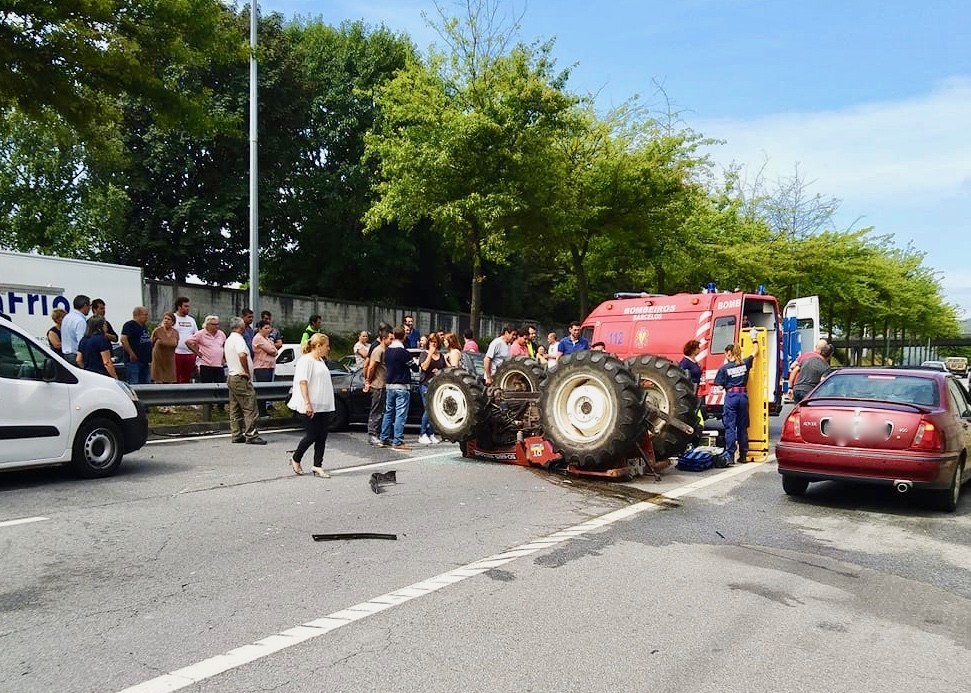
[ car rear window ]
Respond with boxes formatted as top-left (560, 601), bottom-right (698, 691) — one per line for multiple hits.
top-left (811, 373), bottom-right (939, 406)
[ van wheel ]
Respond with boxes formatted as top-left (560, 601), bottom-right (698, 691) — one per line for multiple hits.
top-left (539, 351), bottom-right (646, 469)
top-left (71, 418), bottom-right (123, 478)
top-left (625, 355), bottom-right (698, 461)
top-left (426, 367), bottom-right (488, 442)
top-left (493, 357), bottom-right (545, 392)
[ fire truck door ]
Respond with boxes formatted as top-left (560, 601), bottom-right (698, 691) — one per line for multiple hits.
top-left (740, 327), bottom-right (769, 462)
top-left (782, 296), bottom-right (820, 393)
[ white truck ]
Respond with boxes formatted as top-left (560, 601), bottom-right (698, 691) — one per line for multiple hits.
top-left (0, 250), bottom-right (144, 342)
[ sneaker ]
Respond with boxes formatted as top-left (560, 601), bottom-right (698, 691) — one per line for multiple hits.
top-left (231, 437), bottom-right (246, 444)
top-left (368, 435), bottom-right (381, 446)
top-left (430, 434), bottom-right (442, 444)
top-left (245, 436), bottom-right (268, 445)
top-left (378, 440), bottom-right (391, 448)
top-left (391, 443), bottom-right (411, 451)
top-left (418, 434), bottom-right (431, 445)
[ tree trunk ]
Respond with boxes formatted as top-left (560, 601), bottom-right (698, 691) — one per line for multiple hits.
top-left (570, 245), bottom-right (589, 319)
top-left (470, 252), bottom-right (484, 339)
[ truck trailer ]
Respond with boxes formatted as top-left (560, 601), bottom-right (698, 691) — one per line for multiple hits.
top-left (0, 251), bottom-right (144, 343)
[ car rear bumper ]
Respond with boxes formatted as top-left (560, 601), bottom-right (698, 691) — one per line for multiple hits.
top-left (121, 402), bottom-right (149, 454)
top-left (776, 441), bottom-right (958, 489)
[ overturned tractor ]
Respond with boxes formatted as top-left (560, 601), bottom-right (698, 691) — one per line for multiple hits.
top-left (425, 352), bottom-right (697, 480)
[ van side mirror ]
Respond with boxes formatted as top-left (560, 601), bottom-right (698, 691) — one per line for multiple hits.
top-left (43, 358), bottom-right (58, 382)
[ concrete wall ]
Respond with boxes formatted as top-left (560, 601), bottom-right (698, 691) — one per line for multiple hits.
top-left (144, 280), bottom-right (533, 341)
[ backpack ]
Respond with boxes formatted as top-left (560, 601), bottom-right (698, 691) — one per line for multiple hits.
top-left (676, 446), bottom-right (729, 472)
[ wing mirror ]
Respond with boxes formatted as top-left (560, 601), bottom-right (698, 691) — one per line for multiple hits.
top-left (42, 358), bottom-right (58, 382)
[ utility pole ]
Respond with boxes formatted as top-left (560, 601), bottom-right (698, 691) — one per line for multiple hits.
top-left (248, 2), bottom-right (259, 315)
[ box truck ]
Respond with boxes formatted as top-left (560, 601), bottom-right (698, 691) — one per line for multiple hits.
top-left (0, 251), bottom-right (144, 343)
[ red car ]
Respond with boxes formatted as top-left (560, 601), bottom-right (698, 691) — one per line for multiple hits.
top-left (776, 368), bottom-right (971, 511)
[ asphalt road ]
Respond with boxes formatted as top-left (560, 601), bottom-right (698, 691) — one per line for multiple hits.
top-left (1, 417), bottom-right (969, 693)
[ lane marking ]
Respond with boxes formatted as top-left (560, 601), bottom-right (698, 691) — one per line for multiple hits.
top-left (116, 463), bottom-right (761, 693)
top-left (329, 449), bottom-right (457, 474)
top-left (0, 516), bottom-right (49, 529)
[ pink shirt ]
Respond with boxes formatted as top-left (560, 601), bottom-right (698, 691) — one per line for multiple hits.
top-left (185, 328), bottom-right (226, 367)
top-left (463, 339), bottom-right (479, 353)
top-left (252, 333), bottom-right (278, 369)
top-left (509, 340), bottom-right (528, 357)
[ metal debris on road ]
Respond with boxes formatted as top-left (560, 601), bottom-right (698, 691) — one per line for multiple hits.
top-left (369, 470), bottom-right (398, 494)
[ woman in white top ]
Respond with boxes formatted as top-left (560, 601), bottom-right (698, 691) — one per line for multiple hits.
top-left (286, 333), bottom-right (336, 478)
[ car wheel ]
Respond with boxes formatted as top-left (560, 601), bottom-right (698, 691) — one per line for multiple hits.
top-left (329, 399), bottom-right (349, 431)
top-left (782, 474), bottom-right (809, 496)
top-left (71, 418), bottom-right (124, 478)
top-left (624, 355), bottom-right (698, 461)
top-left (935, 460), bottom-right (963, 513)
top-left (539, 351), bottom-right (646, 469)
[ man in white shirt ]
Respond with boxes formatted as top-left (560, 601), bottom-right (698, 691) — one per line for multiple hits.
top-left (224, 316), bottom-right (266, 445)
top-left (173, 296), bottom-right (199, 384)
top-left (482, 324), bottom-right (517, 385)
top-left (60, 294), bottom-right (91, 365)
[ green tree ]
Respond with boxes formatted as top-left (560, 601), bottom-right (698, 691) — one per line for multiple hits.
top-left (0, 0), bottom-right (238, 147)
top-left (260, 20), bottom-right (417, 300)
top-left (0, 108), bottom-right (127, 254)
top-left (364, 1), bottom-right (578, 331)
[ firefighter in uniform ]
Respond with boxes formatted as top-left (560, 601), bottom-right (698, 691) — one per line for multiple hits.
top-left (713, 333), bottom-right (760, 464)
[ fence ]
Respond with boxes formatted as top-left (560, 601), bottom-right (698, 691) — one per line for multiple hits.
top-left (144, 280), bottom-right (536, 341)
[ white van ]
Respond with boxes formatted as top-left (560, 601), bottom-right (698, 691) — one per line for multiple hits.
top-left (0, 313), bottom-right (148, 477)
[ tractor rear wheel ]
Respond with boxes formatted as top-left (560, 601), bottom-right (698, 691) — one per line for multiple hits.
top-left (539, 351), bottom-right (646, 469)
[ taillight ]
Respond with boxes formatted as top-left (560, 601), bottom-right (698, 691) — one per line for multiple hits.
top-left (781, 410), bottom-right (802, 442)
top-left (911, 418), bottom-right (944, 452)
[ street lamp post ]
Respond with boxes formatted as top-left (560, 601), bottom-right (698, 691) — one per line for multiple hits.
top-left (248, 2), bottom-right (259, 315)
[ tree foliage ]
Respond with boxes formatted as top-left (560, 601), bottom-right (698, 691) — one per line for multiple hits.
top-left (365, 0), bottom-right (578, 329)
top-left (0, 0), bottom-right (239, 146)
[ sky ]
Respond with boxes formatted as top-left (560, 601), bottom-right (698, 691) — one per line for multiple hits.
top-left (261, 0), bottom-right (971, 319)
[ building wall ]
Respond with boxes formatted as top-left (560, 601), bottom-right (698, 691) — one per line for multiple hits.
top-left (144, 280), bottom-right (534, 341)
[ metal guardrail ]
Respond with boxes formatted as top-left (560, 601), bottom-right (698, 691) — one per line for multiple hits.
top-left (131, 382), bottom-right (293, 406)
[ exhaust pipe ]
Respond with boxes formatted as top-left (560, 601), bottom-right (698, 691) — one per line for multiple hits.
top-left (894, 480), bottom-right (913, 494)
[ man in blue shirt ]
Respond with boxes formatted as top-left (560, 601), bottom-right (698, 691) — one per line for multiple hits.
top-left (60, 294), bottom-right (91, 365)
top-left (403, 314), bottom-right (420, 348)
top-left (558, 321), bottom-right (590, 358)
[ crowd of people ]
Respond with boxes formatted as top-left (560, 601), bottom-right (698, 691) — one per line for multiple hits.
top-left (51, 294), bottom-right (290, 446)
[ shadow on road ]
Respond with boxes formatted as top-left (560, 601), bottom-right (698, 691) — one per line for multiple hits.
top-left (782, 478), bottom-right (969, 517)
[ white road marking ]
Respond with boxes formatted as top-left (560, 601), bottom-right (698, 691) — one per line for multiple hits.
top-left (0, 516), bottom-right (49, 528)
top-left (116, 462), bottom-right (763, 693)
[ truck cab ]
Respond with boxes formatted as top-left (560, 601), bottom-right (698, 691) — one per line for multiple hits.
top-left (0, 313), bottom-right (148, 477)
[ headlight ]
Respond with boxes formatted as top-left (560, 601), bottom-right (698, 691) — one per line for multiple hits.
top-left (115, 379), bottom-right (138, 402)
